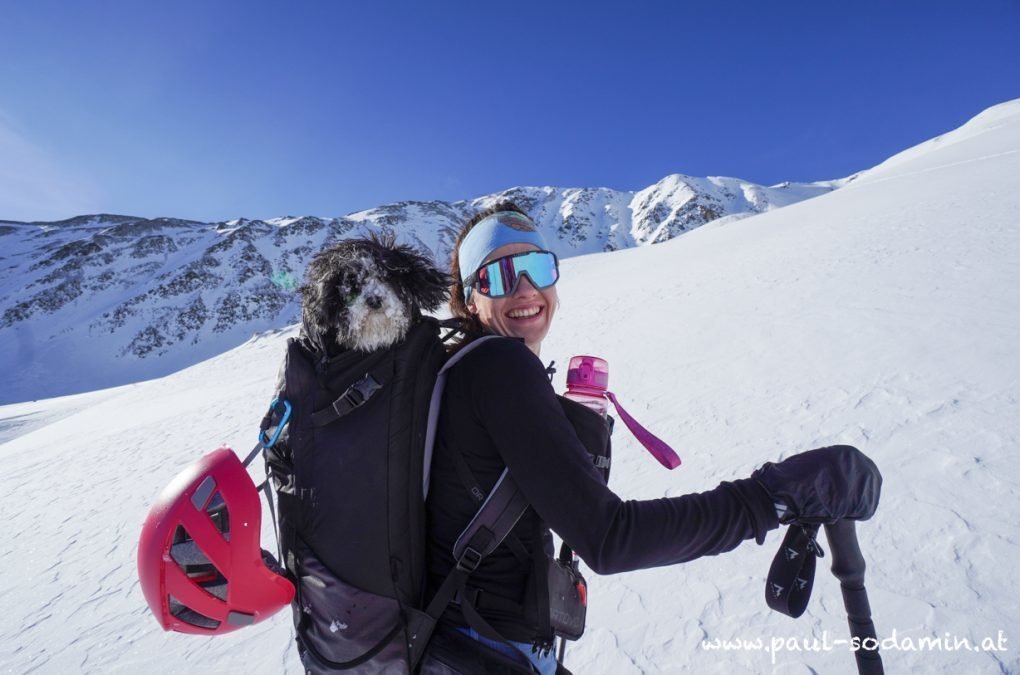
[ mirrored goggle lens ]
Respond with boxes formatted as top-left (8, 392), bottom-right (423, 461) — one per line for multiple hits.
top-left (476, 251), bottom-right (559, 298)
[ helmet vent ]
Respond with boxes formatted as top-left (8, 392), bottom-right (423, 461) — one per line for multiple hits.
top-left (170, 523), bottom-right (230, 585)
top-left (170, 525), bottom-right (215, 576)
top-left (205, 491), bottom-right (230, 534)
top-left (227, 610), bottom-right (256, 626)
top-left (191, 476), bottom-right (216, 510)
top-left (168, 593), bottom-right (221, 630)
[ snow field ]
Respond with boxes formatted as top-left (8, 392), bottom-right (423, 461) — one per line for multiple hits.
top-left (2, 100), bottom-right (1019, 673)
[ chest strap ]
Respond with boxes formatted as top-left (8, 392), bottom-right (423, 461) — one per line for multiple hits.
top-left (310, 372), bottom-right (384, 427)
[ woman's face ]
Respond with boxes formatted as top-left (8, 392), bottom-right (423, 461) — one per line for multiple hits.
top-left (466, 242), bottom-right (558, 355)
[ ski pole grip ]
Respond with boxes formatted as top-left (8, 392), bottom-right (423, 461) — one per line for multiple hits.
top-left (824, 520), bottom-right (884, 675)
top-left (825, 519), bottom-right (866, 586)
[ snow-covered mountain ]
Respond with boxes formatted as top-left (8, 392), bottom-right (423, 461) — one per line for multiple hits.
top-left (0, 176), bottom-right (836, 404)
top-left (1, 99), bottom-right (1017, 674)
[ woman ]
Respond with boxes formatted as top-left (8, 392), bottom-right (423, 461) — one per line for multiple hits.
top-left (423, 203), bottom-right (880, 674)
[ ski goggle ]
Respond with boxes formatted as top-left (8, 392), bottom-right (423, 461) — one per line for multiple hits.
top-left (465, 250), bottom-right (560, 299)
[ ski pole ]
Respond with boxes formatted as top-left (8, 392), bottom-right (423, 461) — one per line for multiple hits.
top-left (822, 520), bottom-right (884, 675)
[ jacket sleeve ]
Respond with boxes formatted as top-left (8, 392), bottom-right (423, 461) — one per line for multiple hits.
top-left (465, 339), bottom-right (779, 575)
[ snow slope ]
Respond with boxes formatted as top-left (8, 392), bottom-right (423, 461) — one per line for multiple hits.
top-left (1, 99), bottom-right (1018, 673)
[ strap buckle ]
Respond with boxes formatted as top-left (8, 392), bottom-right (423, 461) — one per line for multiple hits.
top-left (456, 546), bottom-right (483, 574)
top-left (334, 374), bottom-right (382, 416)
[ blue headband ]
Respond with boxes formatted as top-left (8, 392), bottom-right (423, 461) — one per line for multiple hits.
top-left (458, 211), bottom-right (549, 300)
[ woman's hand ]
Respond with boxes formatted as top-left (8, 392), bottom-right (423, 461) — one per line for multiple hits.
top-left (752, 445), bottom-right (882, 525)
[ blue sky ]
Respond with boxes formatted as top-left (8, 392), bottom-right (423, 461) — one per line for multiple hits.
top-left (1, 0), bottom-right (1018, 222)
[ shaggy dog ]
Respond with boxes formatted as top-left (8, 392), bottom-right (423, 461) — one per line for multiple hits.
top-left (300, 234), bottom-right (449, 353)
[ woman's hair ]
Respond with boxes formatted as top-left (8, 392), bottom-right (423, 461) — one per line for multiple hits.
top-left (447, 200), bottom-right (531, 352)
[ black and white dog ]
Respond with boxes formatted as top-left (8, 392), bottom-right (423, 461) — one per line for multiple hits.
top-left (300, 234), bottom-right (449, 353)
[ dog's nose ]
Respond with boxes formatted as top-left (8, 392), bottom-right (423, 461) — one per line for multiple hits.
top-left (365, 295), bottom-right (382, 309)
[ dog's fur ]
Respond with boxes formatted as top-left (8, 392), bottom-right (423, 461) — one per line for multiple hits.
top-left (300, 234), bottom-right (449, 354)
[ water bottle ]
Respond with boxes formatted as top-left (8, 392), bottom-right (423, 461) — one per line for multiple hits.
top-left (564, 356), bottom-right (610, 417)
top-left (564, 354), bottom-right (683, 469)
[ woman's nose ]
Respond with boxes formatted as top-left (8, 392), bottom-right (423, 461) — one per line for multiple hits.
top-left (512, 274), bottom-right (540, 296)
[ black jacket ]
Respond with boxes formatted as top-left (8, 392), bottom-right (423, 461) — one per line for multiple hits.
top-left (425, 337), bottom-right (779, 642)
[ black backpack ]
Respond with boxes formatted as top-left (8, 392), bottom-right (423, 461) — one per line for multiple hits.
top-left (260, 316), bottom-right (608, 673)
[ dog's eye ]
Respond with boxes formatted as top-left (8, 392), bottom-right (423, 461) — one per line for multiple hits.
top-left (340, 280), bottom-right (361, 303)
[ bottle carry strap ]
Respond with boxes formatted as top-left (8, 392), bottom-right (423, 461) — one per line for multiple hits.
top-left (604, 391), bottom-right (682, 470)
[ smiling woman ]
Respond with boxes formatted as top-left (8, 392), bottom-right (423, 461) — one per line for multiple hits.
top-left (466, 243), bottom-right (558, 355)
top-left (447, 203), bottom-right (559, 355)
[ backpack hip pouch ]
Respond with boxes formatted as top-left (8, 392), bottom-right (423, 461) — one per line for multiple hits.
top-left (546, 555), bottom-right (587, 641)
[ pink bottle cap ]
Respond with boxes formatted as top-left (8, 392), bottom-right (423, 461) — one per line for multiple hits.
top-left (566, 356), bottom-right (609, 393)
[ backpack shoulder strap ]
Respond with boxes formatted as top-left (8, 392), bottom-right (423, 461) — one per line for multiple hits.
top-left (412, 335), bottom-right (535, 668)
top-left (422, 335), bottom-right (502, 497)
top-left (451, 469), bottom-right (530, 568)
top-left (419, 468), bottom-right (530, 655)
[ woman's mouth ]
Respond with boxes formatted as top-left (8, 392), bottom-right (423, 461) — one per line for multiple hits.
top-left (506, 306), bottom-right (543, 320)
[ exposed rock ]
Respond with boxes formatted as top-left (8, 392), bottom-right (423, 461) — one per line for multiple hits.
top-left (0, 176), bottom-right (836, 391)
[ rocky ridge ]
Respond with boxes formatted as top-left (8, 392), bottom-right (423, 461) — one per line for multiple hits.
top-left (0, 174), bottom-right (838, 402)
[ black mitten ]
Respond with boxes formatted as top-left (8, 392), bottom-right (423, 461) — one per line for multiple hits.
top-left (751, 445), bottom-right (882, 525)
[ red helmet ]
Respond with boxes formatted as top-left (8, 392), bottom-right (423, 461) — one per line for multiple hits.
top-left (138, 447), bottom-right (294, 635)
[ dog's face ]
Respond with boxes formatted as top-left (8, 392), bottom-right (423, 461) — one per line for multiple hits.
top-left (301, 235), bottom-right (449, 353)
